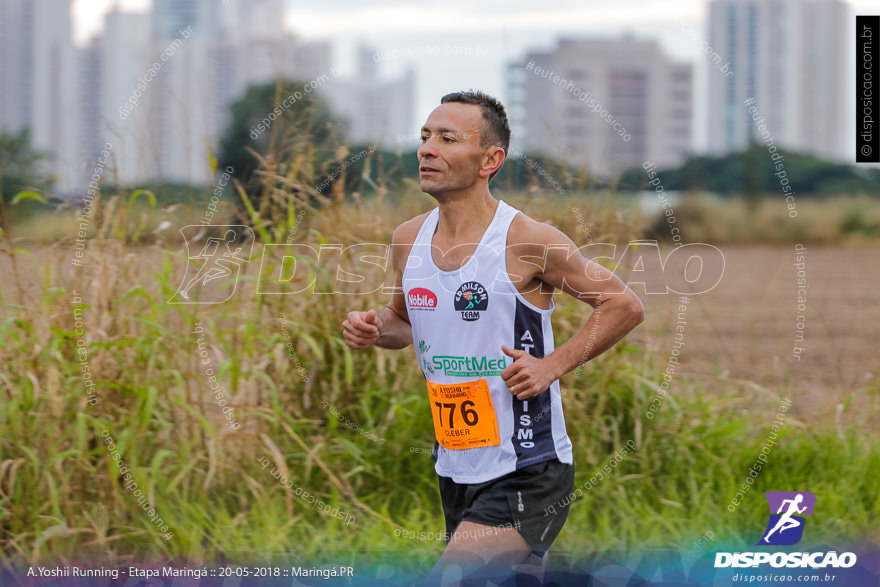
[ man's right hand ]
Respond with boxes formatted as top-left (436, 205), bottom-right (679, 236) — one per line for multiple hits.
top-left (342, 309), bottom-right (384, 349)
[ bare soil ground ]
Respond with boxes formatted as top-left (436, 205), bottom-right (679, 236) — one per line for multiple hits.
top-left (634, 245), bottom-right (880, 427)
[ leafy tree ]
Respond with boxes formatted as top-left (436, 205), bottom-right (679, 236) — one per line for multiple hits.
top-left (216, 79), bottom-right (366, 239)
top-left (0, 129), bottom-right (54, 206)
top-left (217, 79), bottom-right (345, 191)
top-left (620, 145), bottom-right (880, 198)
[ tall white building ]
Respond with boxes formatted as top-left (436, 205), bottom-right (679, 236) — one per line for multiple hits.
top-left (0, 0), bottom-right (34, 135)
top-left (507, 37), bottom-right (693, 177)
top-left (97, 9), bottom-right (155, 186)
top-left (149, 0), bottom-right (214, 185)
top-left (0, 0), bottom-right (82, 190)
top-left (153, 0), bottom-right (220, 40)
top-left (706, 0), bottom-right (848, 161)
top-left (78, 39), bottom-right (102, 187)
top-left (31, 0), bottom-right (81, 190)
top-left (325, 44), bottom-right (415, 148)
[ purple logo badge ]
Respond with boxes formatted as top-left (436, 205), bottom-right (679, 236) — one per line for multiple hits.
top-left (758, 491), bottom-right (816, 546)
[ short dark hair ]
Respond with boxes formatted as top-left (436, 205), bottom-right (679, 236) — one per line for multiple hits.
top-left (440, 90), bottom-right (510, 181)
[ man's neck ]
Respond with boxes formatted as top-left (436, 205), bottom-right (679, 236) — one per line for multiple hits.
top-left (433, 190), bottom-right (499, 246)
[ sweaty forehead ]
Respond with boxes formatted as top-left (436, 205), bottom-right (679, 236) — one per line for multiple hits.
top-left (422, 103), bottom-right (483, 139)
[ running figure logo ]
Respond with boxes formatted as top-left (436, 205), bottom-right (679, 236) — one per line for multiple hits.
top-left (453, 281), bottom-right (488, 321)
top-left (758, 491), bottom-right (816, 546)
top-left (169, 225), bottom-right (254, 304)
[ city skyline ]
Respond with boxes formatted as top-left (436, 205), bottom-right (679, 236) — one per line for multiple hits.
top-left (70, 0), bottom-right (874, 154)
top-left (3, 0), bottom-right (872, 193)
top-left (2, 0), bottom-right (339, 190)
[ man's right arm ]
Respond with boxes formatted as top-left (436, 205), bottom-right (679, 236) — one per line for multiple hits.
top-left (342, 305), bottom-right (411, 349)
top-left (342, 216), bottom-right (424, 351)
top-left (342, 271), bottom-right (411, 349)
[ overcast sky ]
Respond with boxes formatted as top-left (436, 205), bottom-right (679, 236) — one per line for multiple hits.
top-left (72, 0), bottom-right (874, 150)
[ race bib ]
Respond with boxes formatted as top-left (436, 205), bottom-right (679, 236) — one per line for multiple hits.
top-left (426, 379), bottom-right (500, 450)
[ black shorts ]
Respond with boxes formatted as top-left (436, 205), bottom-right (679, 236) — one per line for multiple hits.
top-left (438, 459), bottom-right (575, 557)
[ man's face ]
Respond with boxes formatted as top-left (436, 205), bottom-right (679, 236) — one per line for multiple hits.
top-left (417, 102), bottom-right (490, 197)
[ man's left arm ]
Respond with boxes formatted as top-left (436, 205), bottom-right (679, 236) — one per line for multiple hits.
top-left (501, 222), bottom-right (645, 400)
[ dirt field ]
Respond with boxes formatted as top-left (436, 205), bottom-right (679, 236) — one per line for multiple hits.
top-left (634, 245), bottom-right (879, 428)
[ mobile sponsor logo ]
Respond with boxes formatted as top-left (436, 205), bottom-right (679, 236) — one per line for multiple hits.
top-left (408, 287), bottom-right (437, 310)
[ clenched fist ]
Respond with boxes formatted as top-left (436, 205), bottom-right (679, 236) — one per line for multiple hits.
top-left (342, 309), bottom-right (384, 349)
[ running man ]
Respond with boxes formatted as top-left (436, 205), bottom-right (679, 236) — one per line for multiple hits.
top-left (763, 493), bottom-right (807, 543)
top-left (342, 91), bottom-right (644, 583)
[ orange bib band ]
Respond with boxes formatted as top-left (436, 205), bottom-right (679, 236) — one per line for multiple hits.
top-left (427, 379), bottom-right (500, 450)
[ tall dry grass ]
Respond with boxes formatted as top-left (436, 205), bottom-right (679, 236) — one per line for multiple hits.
top-left (1, 118), bottom-right (878, 571)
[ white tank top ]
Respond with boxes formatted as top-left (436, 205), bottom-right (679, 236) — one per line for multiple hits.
top-left (402, 200), bottom-right (573, 483)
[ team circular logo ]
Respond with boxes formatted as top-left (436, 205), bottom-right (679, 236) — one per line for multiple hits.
top-left (454, 281), bottom-right (488, 321)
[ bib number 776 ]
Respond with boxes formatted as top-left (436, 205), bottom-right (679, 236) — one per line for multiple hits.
top-left (434, 400), bottom-right (479, 427)
top-left (426, 379), bottom-right (500, 450)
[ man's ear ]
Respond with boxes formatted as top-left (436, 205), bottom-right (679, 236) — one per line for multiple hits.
top-left (479, 146), bottom-right (506, 179)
